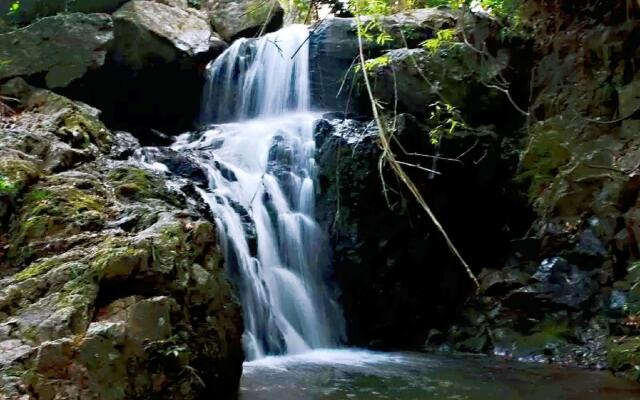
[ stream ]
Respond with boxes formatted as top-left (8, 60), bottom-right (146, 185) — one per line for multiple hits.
top-left (240, 350), bottom-right (640, 400)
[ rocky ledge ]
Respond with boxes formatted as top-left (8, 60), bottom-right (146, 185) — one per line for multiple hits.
top-left (0, 79), bottom-right (243, 399)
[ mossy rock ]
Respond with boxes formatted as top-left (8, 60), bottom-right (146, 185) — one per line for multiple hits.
top-left (108, 166), bottom-right (182, 206)
top-left (517, 120), bottom-right (572, 200)
top-left (59, 111), bottom-right (112, 152)
top-left (91, 241), bottom-right (149, 280)
top-left (0, 156), bottom-right (40, 194)
top-left (7, 177), bottom-right (108, 264)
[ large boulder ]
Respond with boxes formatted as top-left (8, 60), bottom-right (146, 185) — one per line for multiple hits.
top-left (308, 8), bottom-right (455, 113)
top-left (112, 0), bottom-right (225, 69)
top-left (57, 0), bottom-right (228, 139)
top-left (367, 45), bottom-right (510, 120)
top-left (204, 0), bottom-right (284, 41)
top-left (0, 0), bottom-right (128, 24)
top-left (0, 13), bottom-right (113, 88)
top-left (314, 113), bottom-right (517, 348)
top-left (0, 80), bottom-right (244, 399)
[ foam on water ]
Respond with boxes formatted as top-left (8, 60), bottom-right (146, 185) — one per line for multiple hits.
top-left (187, 25), bottom-right (344, 360)
top-left (244, 349), bottom-right (409, 371)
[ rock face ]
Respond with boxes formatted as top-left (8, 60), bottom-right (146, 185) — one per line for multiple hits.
top-left (308, 8), bottom-right (456, 113)
top-left (0, 13), bottom-right (113, 88)
top-left (204, 0), bottom-right (284, 41)
top-left (0, 79), bottom-right (243, 399)
top-left (314, 113), bottom-right (525, 348)
top-left (439, 0), bottom-right (640, 372)
top-left (112, 0), bottom-right (225, 68)
top-left (59, 0), bottom-right (228, 139)
top-left (0, 0), bottom-right (128, 23)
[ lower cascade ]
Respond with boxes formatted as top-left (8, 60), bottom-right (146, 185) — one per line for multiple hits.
top-left (177, 25), bottom-right (344, 360)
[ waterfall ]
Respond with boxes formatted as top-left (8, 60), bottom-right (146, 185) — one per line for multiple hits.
top-left (176, 25), bottom-right (344, 360)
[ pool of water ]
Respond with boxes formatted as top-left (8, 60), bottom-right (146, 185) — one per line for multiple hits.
top-left (240, 349), bottom-right (640, 400)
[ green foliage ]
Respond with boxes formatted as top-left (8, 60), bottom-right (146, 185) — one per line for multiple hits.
top-left (0, 174), bottom-right (17, 195)
top-left (291, 0), bottom-right (312, 19)
top-left (516, 123), bottom-right (571, 200)
top-left (350, 0), bottom-right (391, 16)
top-left (362, 54), bottom-right (391, 71)
top-left (421, 28), bottom-right (457, 54)
top-left (424, 0), bottom-right (520, 17)
top-left (622, 262), bottom-right (640, 315)
top-left (25, 188), bottom-right (51, 202)
top-left (8, 1), bottom-right (20, 16)
top-left (426, 101), bottom-right (466, 145)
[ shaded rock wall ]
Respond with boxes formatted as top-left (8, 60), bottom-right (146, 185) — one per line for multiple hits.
top-left (314, 112), bottom-right (530, 348)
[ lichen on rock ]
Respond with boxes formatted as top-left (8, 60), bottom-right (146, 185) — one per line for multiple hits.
top-left (0, 81), bottom-right (243, 399)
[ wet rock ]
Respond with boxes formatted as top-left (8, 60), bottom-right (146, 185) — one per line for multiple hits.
top-left (110, 131), bottom-right (141, 160)
top-left (314, 115), bottom-right (519, 349)
top-left (215, 160), bottom-right (238, 183)
top-left (505, 257), bottom-right (598, 311)
top-left (137, 147), bottom-right (209, 187)
top-left (309, 8), bottom-right (458, 113)
top-left (618, 79), bottom-right (640, 118)
top-left (0, 13), bottom-right (113, 88)
top-left (479, 268), bottom-right (530, 296)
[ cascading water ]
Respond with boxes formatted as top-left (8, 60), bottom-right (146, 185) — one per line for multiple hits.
top-left (175, 25), bottom-right (344, 360)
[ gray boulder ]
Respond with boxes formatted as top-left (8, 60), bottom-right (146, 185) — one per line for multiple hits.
top-left (0, 0), bottom-right (128, 23)
top-left (309, 8), bottom-right (455, 113)
top-left (112, 0), bottom-right (225, 69)
top-left (204, 0), bottom-right (284, 41)
top-left (0, 13), bottom-right (113, 88)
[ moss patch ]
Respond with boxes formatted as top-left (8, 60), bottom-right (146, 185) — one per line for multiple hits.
top-left (7, 180), bottom-right (108, 264)
top-left (59, 111), bottom-right (112, 152)
top-left (108, 167), bottom-right (182, 206)
top-left (516, 118), bottom-right (576, 200)
top-left (0, 157), bottom-right (40, 193)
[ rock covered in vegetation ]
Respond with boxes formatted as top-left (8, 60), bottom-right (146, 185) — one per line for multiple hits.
top-left (435, 0), bottom-right (640, 373)
top-left (313, 0), bottom-right (640, 377)
top-left (0, 13), bottom-right (113, 88)
top-left (0, 79), bottom-right (243, 399)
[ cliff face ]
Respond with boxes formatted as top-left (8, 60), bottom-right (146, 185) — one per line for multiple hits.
top-left (0, 80), bottom-right (244, 399)
top-left (484, 0), bottom-right (640, 375)
top-left (313, 0), bottom-right (640, 378)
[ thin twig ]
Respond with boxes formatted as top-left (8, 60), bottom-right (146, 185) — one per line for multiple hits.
top-left (396, 160), bottom-right (442, 175)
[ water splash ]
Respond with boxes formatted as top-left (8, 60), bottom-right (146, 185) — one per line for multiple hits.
top-left (178, 25), bottom-right (344, 360)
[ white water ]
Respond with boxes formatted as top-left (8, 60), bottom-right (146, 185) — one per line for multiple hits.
top-left (178, 25), bottom-right (344, 360)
